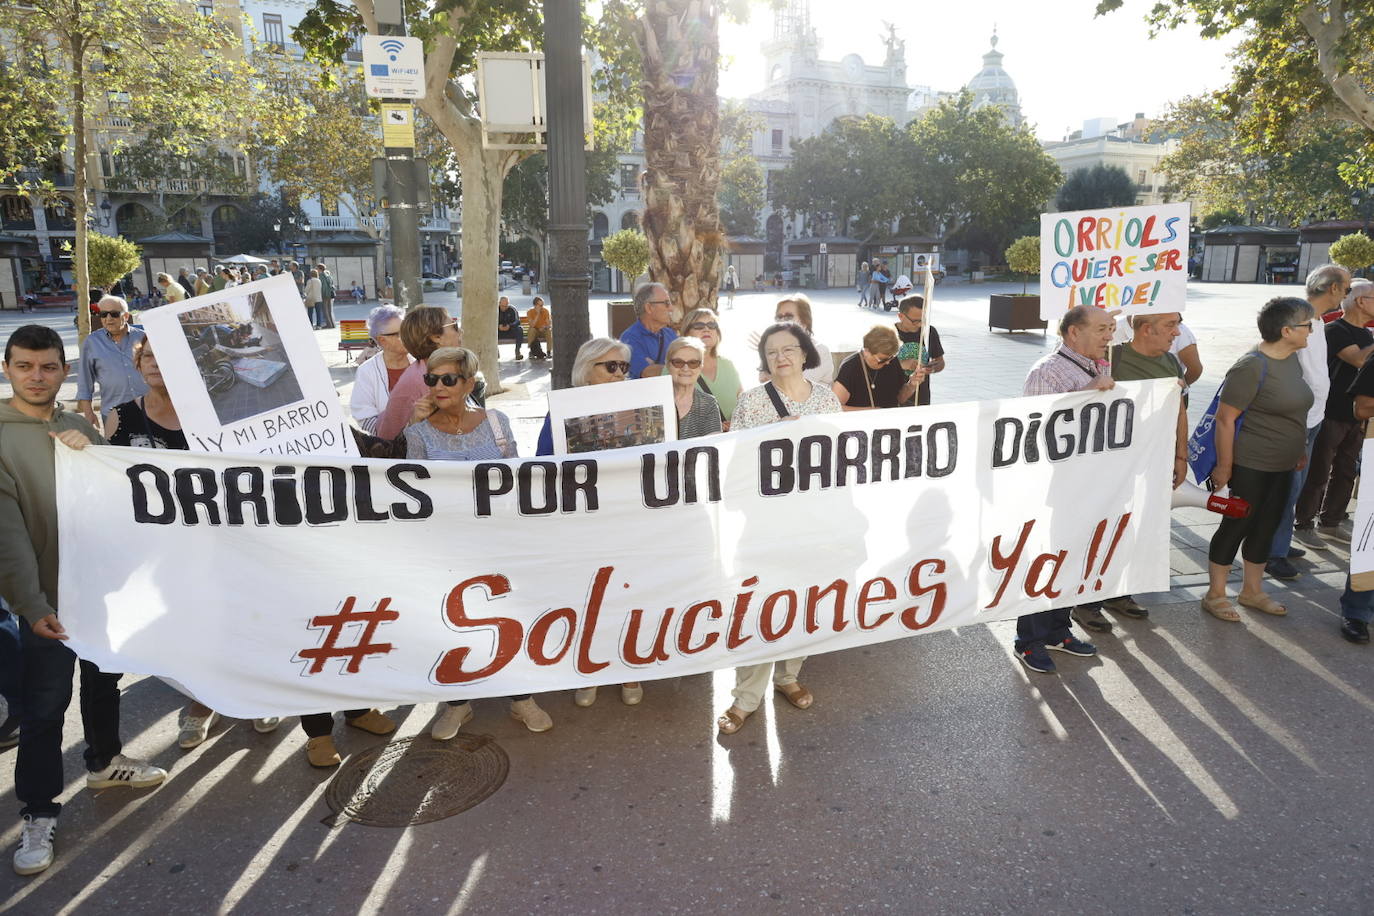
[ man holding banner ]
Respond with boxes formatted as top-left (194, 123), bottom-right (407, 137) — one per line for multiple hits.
top-left (1014, 306), bottom-right (1114, 669)
top-left (1, 326), bottom-right (166, 877)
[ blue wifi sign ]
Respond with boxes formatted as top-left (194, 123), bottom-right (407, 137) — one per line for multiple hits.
top-left (362, 35), bottom-right (426, 100)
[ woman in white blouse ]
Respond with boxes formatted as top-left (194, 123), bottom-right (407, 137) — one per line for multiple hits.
top-left (349, 305), bottom-right (412, 435)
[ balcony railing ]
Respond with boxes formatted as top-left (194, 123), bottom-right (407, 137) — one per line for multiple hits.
top-left (310, 214), bottom-right (452, 232)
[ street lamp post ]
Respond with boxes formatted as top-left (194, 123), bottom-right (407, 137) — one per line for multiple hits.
top-left (543, 0), bottom-right (591, 390)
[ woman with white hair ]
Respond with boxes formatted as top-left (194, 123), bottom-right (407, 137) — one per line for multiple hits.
top-left (349, 304), bottom-right (413, 435)
top-left (666, 336), bottom-right (723, 438)
top-left (535, 336), bottom-right (644, 708)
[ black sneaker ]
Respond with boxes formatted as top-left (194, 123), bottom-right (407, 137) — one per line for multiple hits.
top-left (1286, 546), bottom-right (1307, 559)
top-left (1015, 644), bottom-right (1056, 673)
top-left (1046, 636), bottom-right (1098, 657)
top-left (1265, 557), bottom-right (1301, 581)
top-left (1341, 618), bottom-right (1370, 644)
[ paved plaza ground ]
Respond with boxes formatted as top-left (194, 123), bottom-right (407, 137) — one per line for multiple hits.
top-left (1, 278), bottom-right (1372, 913)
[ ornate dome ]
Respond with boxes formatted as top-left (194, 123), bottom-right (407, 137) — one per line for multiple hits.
top-left (966, 31), bottom-right (1022, 126)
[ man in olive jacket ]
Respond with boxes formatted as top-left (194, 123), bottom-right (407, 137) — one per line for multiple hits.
top-left (0, 324), bottom-right (165, 877)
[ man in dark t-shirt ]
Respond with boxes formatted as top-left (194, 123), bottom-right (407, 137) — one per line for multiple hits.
top-left (894, 295), bottom-right (945, 405)
top-left (1296, 279), bottom-right (1374, 537)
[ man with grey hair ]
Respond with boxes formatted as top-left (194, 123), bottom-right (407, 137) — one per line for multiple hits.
top-left (1015, 305), bottom-right (1112, 670)
top-left (620, 282), bottom-right (677, 378)
top-left (1292, 277), bottom-right (1374, 559)
top-left (1268, 263), bottom-right (1350, 578)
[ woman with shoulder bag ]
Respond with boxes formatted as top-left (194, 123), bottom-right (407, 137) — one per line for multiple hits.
top-left (1202, 297), bottom-right (1315, 621)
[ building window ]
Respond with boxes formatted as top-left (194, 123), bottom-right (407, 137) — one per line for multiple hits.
top-left (592, 212), bottom-right (609, 239)
top-left (619, 163), bottom-right (639, 192)
top-left (197, 0), bottom-right (213, 16)
top-left (1, 195), bottom-right (34, 229)
top-left (263, 14), bottom-right (284, 48)
top-left (100, 151), bottom-right (113, 178)
top-left (1138, 168), bottom-right (1148, 186)
top-left (770, 129), bottom-right (784, 155)
top-left (345, 31), bottom-right (364, 61)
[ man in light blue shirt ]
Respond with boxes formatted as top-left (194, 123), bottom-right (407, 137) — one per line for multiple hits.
top-left (75, 295), bottom-right (147, 426)
top-left (619, 282), bottom-right (677, 378)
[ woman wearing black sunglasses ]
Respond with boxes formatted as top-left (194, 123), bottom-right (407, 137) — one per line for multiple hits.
top-left (677, 307), bottom-right (742, 427)
top-left (404, 346), bottom-right (555, 738)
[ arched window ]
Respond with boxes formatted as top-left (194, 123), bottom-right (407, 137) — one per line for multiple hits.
top-left (1, 195), bottom-right (34, 230)
top-left (114, 202), bottom-right (154, 237)
top-left (592, 212), bottom-right (609, 239)
top-left (44, 196), bottom-right (75, 231)
top-left (173, 207), bottom-right (202, 236)
top-left (620, 211), bottom-right (639, 231)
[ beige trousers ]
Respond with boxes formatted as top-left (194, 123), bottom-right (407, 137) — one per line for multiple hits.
top-left (730, 657), bottom-right (806, 712)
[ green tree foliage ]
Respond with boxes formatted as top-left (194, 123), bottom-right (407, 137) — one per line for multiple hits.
top-left (601, 228), bottom-right (650, 284)
top-left (906, 92), bottom-right (1063, 259)
top-left (221, 195), bottom-right (309, 255)
top-left (718, 101), bottom-right (764, 237)
top-left (771, 115), bottom-right (910, 241)
top-left (1005, 235), bottom-right (1040, 294)
top-left (1200, 208), bottom-right (1245, 230)
top-left (0, 0), bottom-right (250, 338)
top-left (1330, 232), bottom-right (1374, 270)
top-left (1098, 0), bottom-right (1374, 187)
top-left (1151, 94), bottom-right (1364, 224)
top-left (81, 233), bottom-right (142, 290)
top-left (1056, 164), bottom-right (1137, 212)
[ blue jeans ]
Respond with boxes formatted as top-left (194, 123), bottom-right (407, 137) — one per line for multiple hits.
top-left (1340, 577), bottom-right (1374, 623)
top-left (0, 604), bottom-right (20, 728)
top-left (1269, 423), bottom-right (1322, 560)
top-left (16, 617), bottom-right (123, 818)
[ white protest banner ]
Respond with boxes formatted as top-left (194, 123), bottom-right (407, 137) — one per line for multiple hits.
top-left (1350, 428), bottom-right (1374, 590)
top-left (138, 274), bottom-right (357, 458)
top-left (548, 375), bottom-right (677, 454)
top-left (1040, 202), bottom-right (1191, 320)
top-left (57, 381), bottom-right (1178, 719)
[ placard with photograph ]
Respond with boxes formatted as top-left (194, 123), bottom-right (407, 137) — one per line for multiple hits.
top-left (138, 274), bottom-right (357, 457)
top-left (547, 375), bottom-right (677, 455)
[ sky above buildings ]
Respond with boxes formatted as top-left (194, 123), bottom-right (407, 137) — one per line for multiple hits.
top-left (717, 0), bottom-right (1242, 141)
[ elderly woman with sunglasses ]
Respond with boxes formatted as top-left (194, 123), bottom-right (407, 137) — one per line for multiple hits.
top-left (677, 308), bottom-right (742, 426)
top-left (349, 305), bottom-right (412, 435)
top-left (832, 324), bottom-right (919, 410)
top-left (535, 337), bottom-right (646, 707)
top-left (375, 306), bottom-right (463, 440)
top-left (718, 321), bottom-right (841, 735)
top-left (666, 337), bottom-right (724, 438)
top-left (76, 295), bottom-right (148, 428)
top-left (404, 346), bottom-right (554, 736)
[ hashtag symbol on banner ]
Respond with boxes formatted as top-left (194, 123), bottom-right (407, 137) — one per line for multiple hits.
top-left (296, 597), bottom-right (400, 674)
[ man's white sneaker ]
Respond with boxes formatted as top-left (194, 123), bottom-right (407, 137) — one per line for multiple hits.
top-left (431, 703), bottom-right (474, 741)
top-left (86, 754), bottom-right (167, 790)
top-left (178, 710), bottom-right (218, 749)
top-left (252, 717), bottom-right (281, 733)
top-left (13, 815), bottom-right (56, 876)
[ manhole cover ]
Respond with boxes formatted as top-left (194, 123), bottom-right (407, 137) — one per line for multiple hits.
top-left (325, 735), bottom-right (509, 827)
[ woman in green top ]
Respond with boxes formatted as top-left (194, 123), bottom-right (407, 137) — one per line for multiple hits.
top-left (676, 308), bottom-right (742, 428)
top-left (1203, 297), bottom-right (1315, 621)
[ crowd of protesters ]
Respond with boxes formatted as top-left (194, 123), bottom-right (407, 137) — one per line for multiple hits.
top-left (1, 262), bottom-right (1369, 877)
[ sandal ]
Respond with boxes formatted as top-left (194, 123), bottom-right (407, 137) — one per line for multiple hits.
top-left (1201, 596), bottom-right (1241, 622)
top-left (716, 706), bottom-right (751, 735)
top-left (1237, 591), bottom-right (1288, 616)
top-left (775, 682), bottom-right (814, 709)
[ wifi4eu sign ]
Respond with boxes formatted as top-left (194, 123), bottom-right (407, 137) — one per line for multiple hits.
top-left (362, 35), bottom-right (426, 99)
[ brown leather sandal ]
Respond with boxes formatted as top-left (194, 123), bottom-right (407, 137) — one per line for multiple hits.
top-left (1237, 591), bottom-right (1287, 616)
top-left (775, 682), bottom-right (814, 709)
top-left (716, 706), bottom-right (750, 734)
top-left (1200, 596), bottom-right (1241, 622)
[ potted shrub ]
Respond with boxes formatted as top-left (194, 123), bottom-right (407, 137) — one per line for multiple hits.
top-left (988, 235), bottom-right (1047, 334)
top-left (1329, 231), bottom-right (1374, 280)
top-left (602, 228), bottom-right (650, 336)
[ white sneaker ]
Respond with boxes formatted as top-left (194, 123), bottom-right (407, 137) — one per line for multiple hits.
top-left (510, 698), bottom-right (553, 733)
top-left (431, 702), bottom-right (474, 741)
top-left (13, 815), bottom-right (56, 876)
top-left (620, 684), bottom-right (644, 706)
top-left (573, 687), bottom-right (598, 707)
top-left (178, 710), bottom-right (218, 749)
top-left (252, 717), bottom-right (281, 733)
top-left (87, 754), bottom-right (167, 790)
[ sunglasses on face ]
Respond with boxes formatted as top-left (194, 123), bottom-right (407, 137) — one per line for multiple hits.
top-left (423, 373), bottom-right (467, 387)
top-left (871, 353), bottom-right (895, 365)
top-left (99, 310), bottom-right (125, 319)
top-left (668, 358), bottom-right (702, 369)
top-left (376, 331), bottom-right (400, 338)
top-left (595, 360), bottom-right (630, 374)
top-left (689, 321), bottom-right (719, 331)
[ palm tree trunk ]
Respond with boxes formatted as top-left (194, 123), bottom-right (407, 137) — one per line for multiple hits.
top-left (636, 0), bottom-right (723, 319)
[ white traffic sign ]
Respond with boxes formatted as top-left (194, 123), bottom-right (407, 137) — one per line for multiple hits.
top-left (363, 35), bottom-right (426, 99)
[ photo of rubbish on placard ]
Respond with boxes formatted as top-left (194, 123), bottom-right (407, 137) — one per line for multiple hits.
top-left (563, 405), bottom-right (668, 454)
top-left (176, 291), bottom-right (303, 425)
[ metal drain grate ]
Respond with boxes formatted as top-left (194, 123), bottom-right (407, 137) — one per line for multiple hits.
top-left (324, 734), bottom-right (509, 827)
